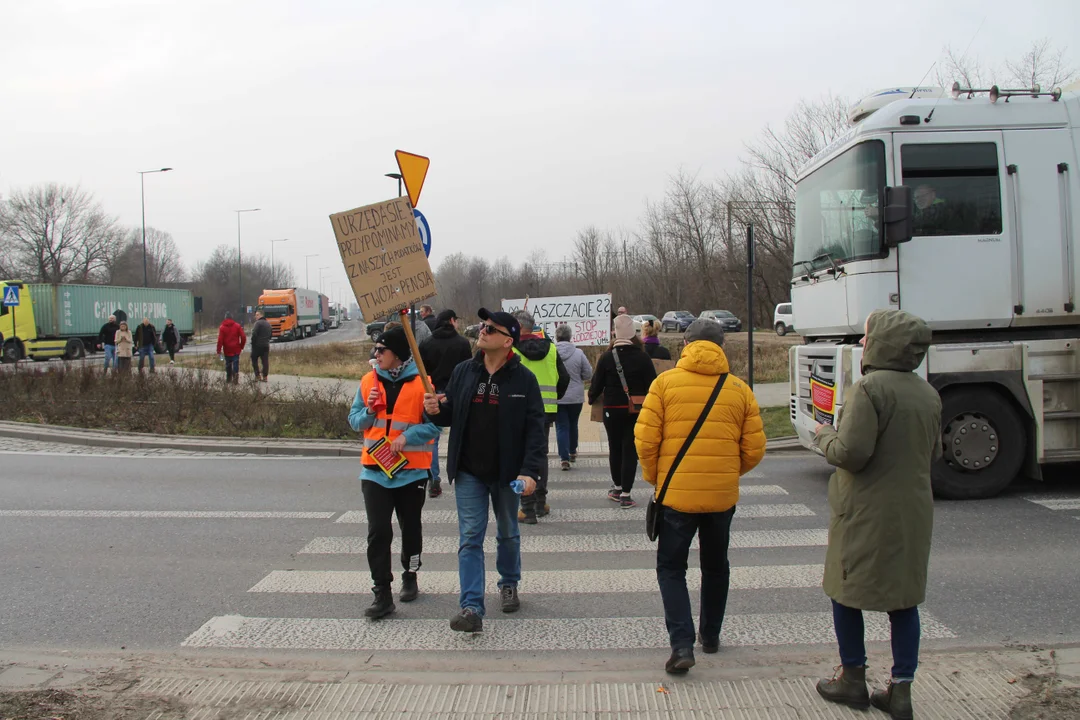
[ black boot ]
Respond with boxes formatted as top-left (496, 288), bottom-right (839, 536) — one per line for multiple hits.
top-left (364, 586), bottom-right (395, 619)
top-left (871, 681), bottom-right (913, 720)
top-left (400, 572), bottom-right (419, 603)
top-left (816, 665), bottom-right (870, 710)
top-left (665, 647), bottom-right (695, 674)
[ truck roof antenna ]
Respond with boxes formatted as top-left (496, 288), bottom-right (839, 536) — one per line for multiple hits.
top-left (926, 17), bottom-right (986, 123)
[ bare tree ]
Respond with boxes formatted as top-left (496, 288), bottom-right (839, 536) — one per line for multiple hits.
top-left (108, 227), bottom-right (187, 286)
top-left (935, 44), bottom-right (988, 89)
top-left (0, 183), bottom-right (124, 283)
top-left (1005, 38), bottom-right (1077, 89)
top-left (573, 226), bottom-right (605, 292)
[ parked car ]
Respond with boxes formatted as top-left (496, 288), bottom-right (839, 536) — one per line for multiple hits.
top-left (774, 302), bottom-right (794, 336)
top-left (699, 309), bottom-right (743, 332)
top-left (660, 310), bottom-right (695, 333)
top-left (631, 314), bottom-right (659, 335)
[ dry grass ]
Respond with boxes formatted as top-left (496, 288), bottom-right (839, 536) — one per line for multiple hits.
top-left (177, 341), bottom-right (374, 380)
top-left (583, 335), bottom-right (792, 384)
top-left (760, 406), bottom-right (794, 439)
top-left (0, 364), bottom-right (354, 439)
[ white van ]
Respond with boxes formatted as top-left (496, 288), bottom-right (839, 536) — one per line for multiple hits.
top-left (773, 303), bottom-right (793, 336)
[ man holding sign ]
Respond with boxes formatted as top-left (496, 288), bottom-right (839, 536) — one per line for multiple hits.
top-left (423, 309), bottom-right (546, 633)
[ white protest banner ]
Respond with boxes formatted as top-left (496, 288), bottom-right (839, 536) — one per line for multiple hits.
top-left (502, 293), bottom-right (612, 346)
top-left (330, 196), bottom-right (437, 320)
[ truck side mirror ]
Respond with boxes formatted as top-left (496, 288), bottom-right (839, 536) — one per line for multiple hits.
top-left (883, 185), bottom-right (914, 247)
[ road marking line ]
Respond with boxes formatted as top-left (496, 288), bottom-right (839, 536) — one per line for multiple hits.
top-left (1025, 498), bottom-right (1080, 511)
top-left (0, 510), bottom-right (336, 519)
top-left (300, 529), bottom-right (830, 555)
top-left (335, 504), bottom-right (814, 524)
top-left (249, 565), bottom-right (824, 594)
top-left (181, 612), bottom-right (956, 651)
top-left (445, 485), bottom-right (789, 499)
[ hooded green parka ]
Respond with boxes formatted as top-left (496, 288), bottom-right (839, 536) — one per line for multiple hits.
top-left (813, 310), bottom-right (943, 611)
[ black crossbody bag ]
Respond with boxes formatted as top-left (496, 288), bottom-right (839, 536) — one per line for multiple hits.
top-left (646, 373), bottom-right (728, 542)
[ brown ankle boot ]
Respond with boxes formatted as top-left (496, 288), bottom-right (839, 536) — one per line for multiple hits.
top-left (871, 681), bottom-right (913, 720)
top-left (816, 665), bottom-right (870, 710)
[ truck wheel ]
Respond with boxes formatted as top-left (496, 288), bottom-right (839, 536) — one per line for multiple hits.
top-left (64, 338), bottom-right (86, 360)
top-left (775, 322), bottom-right (787, 337)
top-left (2, 340), bottom-right (23, 363)
top-left (932, 387), bottom-right (1025, 500)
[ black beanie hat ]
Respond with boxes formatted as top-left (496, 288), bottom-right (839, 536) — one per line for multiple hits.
top-left (377, 326), bottom-right (411, 362)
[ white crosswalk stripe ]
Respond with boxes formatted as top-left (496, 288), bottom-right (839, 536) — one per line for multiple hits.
top-left (180, 461), bottom-right (958, 654)
top-left (335, 504), bottom-right (815, 524)
top-left (299, 528), bottom-right (830, 555)
top-left (1025, 496), bottom-right (1080, 511)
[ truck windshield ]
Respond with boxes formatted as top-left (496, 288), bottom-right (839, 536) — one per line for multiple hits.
top-left (259, 305), bottom-right (290, 318)
top-left (794, 140), bottom-right (885, 275)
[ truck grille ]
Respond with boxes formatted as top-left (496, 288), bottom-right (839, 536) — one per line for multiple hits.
top-left (795, 348), bottom-right (838, 419)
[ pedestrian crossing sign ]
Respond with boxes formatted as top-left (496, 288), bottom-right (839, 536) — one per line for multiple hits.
top-left (2, 286), bottom-right (19, 307)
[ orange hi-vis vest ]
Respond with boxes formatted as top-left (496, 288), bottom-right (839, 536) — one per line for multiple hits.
top-left (359, 370), bottom-right (434, 470)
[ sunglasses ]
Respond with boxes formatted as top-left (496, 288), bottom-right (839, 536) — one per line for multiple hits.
top-left (481, 323), bottom-right (512, 338)
top-left (373, 346), bottom-right (389, 355)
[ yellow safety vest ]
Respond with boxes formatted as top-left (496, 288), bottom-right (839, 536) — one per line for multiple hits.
top-left (519, 345), bottom-right (559, 414)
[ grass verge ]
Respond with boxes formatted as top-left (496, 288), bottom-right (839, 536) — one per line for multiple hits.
top-left (0, 365), bottom-right (353, 439)
top-left (177, 341), bottom-right (372, 380)
top-left (760, 406), bottom-right (794, 439)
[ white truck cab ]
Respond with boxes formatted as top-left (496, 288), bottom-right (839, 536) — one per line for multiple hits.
top-left (789, 81), bottom-right (1080, 499)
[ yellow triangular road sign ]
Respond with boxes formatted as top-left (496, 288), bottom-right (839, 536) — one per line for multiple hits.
top-left (395, 150), bottom-right (430, 208)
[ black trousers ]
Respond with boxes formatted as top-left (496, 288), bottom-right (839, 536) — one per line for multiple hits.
top-left (520, 419), bottom-right (552, 513)
top-left (251, 346), bottom-right (269, 377)
top-left (361, 478), bottom-right (427, 588)
top-left (603, 408), bottom-right (639, 493)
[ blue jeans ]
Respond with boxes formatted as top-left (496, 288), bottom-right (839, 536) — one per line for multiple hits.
top-left (555, 403), bottom-right (582, 461)
top-left (103, 344), bottom-right (117, 370)
top-left (832, 600), bottom-right (920, 681)
top-left (431, 431), bottom-right (442, 484)
top-left (225, 355), bottom-right (240, 380)
top-left (137, 345), bottom-right (155, 370)
top-left (455, 471), bottom-right (521, 616)
top-left (656, 506), bottom-right (736, 649)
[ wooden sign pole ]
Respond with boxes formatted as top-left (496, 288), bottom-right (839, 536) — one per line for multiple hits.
top-left (398, 309), bottom-right (435, 395)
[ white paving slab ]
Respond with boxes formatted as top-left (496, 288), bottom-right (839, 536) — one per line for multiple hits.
top-left (182, 612), bottom-right (957, 651)
top-left (335, 504), bottom-right (814, 524)
top-left (0, 510), bottom-right (336, 519)
top-left (249, 565), bottom-right (825, 595)
top-left (300, 528), bottom-right (830, 555)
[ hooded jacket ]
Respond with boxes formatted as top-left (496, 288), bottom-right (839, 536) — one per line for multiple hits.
top-left (516, 335), bottom-right (570, 415)
top-left (814, 309), bottom-right (942, 612)
top-left (634, 340), bottom-right (765, 513)
top-left (348, 359), bottom-right (440, 489)
top-left (419, 320), bottom-right (474, 393)
top-left (216, 318), bottom-right (247, 356)
top-left (555, 340), bottom-right (593, 405)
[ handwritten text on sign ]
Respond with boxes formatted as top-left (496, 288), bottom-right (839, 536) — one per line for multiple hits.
top-left (330, 196), bottom-right (436, 320)
top-left (502, 293), bottom-right (612, 346)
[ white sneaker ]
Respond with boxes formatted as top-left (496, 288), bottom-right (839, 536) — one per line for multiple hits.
top-left (169, 360), bottom-right (175, 365)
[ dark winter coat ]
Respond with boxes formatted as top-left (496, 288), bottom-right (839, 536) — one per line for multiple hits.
top-left (99, 321), bottom-right (120, 346)
top-left (814, 310), bottom-right (943, 612)
top-left (419, 321), bottom-right (473, 393)
top-left (251, 318), bottom-right (273, 350)
top-left (162, 324), bottom-right (181, 349)
top-left (643, 340), bottom-right (672, 360)
top-left (134, 323), bottom-right (157, 348)
top-left (422, 314), bottom-right (438, 332)
top-left (427, 351), bottom-right (547, 486)
top-left (588, 344), bottom-right (657, 409)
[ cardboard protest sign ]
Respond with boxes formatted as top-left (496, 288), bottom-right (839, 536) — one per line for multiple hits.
top-left (502, 293), bottom-right (612, 346)
top-left (330, 196), bottom-right (436, 321)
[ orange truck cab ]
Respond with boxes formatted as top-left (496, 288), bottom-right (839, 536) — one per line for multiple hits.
top-left (257, 287), bottom-right (320, 341)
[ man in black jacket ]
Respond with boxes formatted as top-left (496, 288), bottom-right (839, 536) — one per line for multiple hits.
top-left (133, 318), bottom-right (158, 373)
top-left (419, 309), bottom-right (474, 498)
top-left (419, 304), bottom-right (438, 332)
top-left (98, 315), bottom-right (120, 371)
top-left (250, 311), bottom-right (272, 381)
top-left (423, 308), bottom-right (545, 633)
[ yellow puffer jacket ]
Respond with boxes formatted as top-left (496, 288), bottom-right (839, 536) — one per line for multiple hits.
top-left (634, 341), bottom-right (766, 513)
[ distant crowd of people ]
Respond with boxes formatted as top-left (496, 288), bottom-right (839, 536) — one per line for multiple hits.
top-left (349, 302), bottom-right (941, 718)
top-left (97, 315), bottom-right (182, 374)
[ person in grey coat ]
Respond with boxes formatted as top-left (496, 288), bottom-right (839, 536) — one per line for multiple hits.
top-left (250, 311), bottom-right (272, 382)
top-left (554, 324), bottom-right (593, 471)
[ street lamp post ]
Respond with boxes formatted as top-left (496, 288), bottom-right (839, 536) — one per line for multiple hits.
top-left (318, 267), bottom-right (330, 295)
top-left (384, 172), bottom-right (414, 331)
top-left (268, 238), bottom-right (288, 287)
top-left (235, 208), bottom-right (261, 317)
top-left (138, 167), bottom-right (173, 287)
top-left (303, 254), bottom-right (319, 289)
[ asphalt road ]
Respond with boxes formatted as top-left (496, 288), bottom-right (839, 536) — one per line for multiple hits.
top-left (0, 447), bottom-right (1076, 670)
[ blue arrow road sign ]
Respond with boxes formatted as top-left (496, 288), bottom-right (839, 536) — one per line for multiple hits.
top-left (2, 286), bottom-right (20, 307)
top-left (414, 209), bottom-right (431, 258)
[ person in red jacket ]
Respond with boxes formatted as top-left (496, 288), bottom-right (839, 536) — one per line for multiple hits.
top-left (216, 311), bottom-right (247, 384)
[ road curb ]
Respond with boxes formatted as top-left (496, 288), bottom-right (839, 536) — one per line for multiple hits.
top-left (0, 421), bottom-right (807, 458)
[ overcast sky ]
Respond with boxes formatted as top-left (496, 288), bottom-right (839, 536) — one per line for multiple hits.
top-left (2, 0), bottom-right (1077, 301)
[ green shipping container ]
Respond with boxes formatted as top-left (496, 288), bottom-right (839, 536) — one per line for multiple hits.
top-left (27, 284), bottom-right (194, 338)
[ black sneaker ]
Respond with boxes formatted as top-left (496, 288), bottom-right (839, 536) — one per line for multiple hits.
top-left (607, 487), bottom-right (622, 502)
top-left (450, 607), bottom-right (483, 633)
top-left (569, 453), bottom-right (577, 463)
top-left (501, 585), bottom-right (520, 613)
top-left (400, 572), bottom-right (418, 603)
top-left (428, 481), bottom-right (442, 499)
top-left (620, 493), bottom-right (637, 509)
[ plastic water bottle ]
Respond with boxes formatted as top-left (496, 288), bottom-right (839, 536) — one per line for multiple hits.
top-left (510, 479), bottom-right (525, 495)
